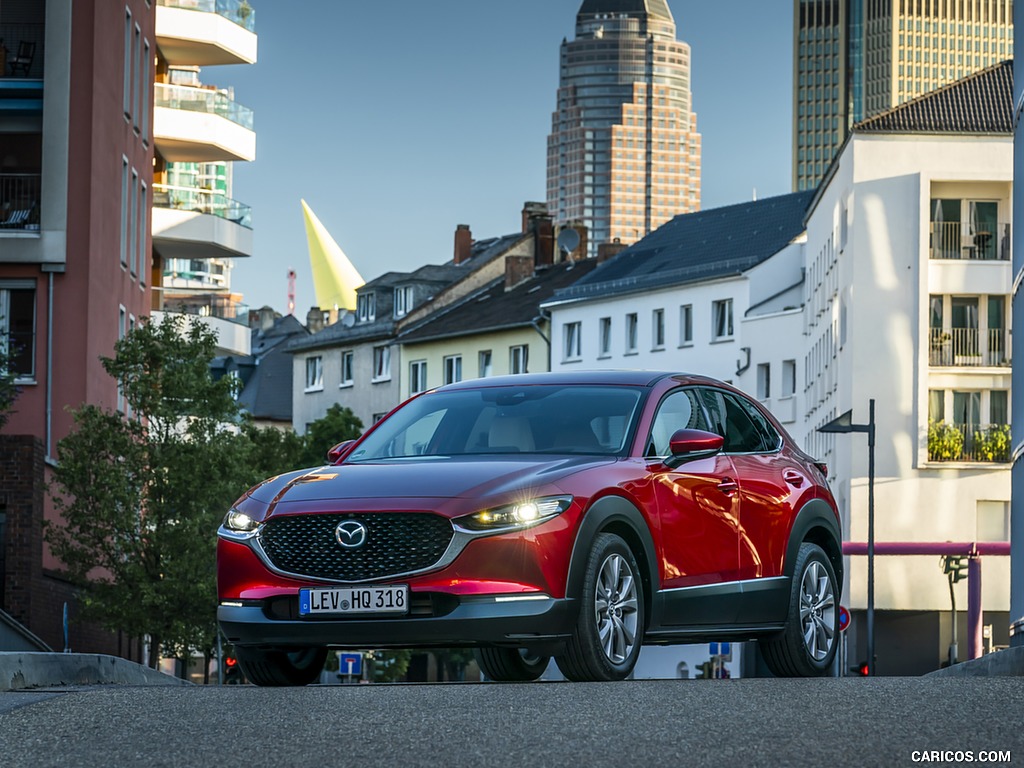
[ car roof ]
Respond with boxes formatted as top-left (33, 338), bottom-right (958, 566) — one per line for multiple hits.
top-left (434, 370), bottom-right (722, 391)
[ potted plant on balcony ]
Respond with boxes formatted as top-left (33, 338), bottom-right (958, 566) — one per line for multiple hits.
top-left (928, 420), bottom-right (964, 462)
top-left (973, 424), bottom-right (1011, 462)
top-left (237, 0), bottom-right (253, 26)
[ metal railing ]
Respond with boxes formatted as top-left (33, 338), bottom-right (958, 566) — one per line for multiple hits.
top-left (160, 301), bottom-right (251, 326)
top-left (156, 0), bottom-right (256, 32)
top-left (928, 327), bottom-right (1010, 367)
top-left (928, 421), bottom-right (1011, 462)
top-left (153, 83), bottom-right (254, 131)
top-left (0, 173), bottom-right (40, 229)
top-left (929, 221), bottom-right (1011, 261)
top-left (152, 183), bottom-right (252, 228)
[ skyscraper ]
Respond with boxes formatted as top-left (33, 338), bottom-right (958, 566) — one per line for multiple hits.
top-left (794, 0), bottom-right (1013, 191)
top-left (547, 0), bottom-right (701, 257)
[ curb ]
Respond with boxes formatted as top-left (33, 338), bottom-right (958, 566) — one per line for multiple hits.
top-left (925, 646), bottom-right (1024, 678)
top-left (0, 652), bottom-right (192, 691)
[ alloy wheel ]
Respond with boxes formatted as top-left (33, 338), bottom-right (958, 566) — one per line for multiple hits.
top-left (593, 553), bottom-right (639, 664)
top-left (799, 560), bottom-right (836, 661)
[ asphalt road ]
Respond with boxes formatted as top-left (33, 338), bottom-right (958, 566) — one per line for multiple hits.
top-left (1, 678), bottom-right (1022, 767)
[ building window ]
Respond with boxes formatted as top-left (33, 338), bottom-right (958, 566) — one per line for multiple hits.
top-left (443, 355), bottom-right (462, 385)
top-left (0, 285), bottom-right (35, 381)
top-left (625, 313), bottom-right (638, 353)
top-left (712, 299), bottom-right (734, 340)
top-left (132, 24), bottom-right (141, 129)
top-left (781, 360), bottom-right (796, 398)
top-left (409, 360), bottom-right (427, 395)
top-left (129, 169), bottom-right (139, 277)
top-left (305, 356), bottom-right (323, 392)
top-left (372, 345), bottom-right (391, 381)
top-left (340, 350), bottom-right (354, 387)
top-left (756, 363), bottom-right (771, 400)
top-left (394, 286), bottom-right (415, 318)
top-left (564, 321), bottom-right (582, 361)
top-left (117, 306), bottom-right (127, 413)
top-left (679, 304), bottom-right (693, 345)
top-left (652, 308), bottom-right (665, 350)
top-left (120, 158), bottom-right (129, 268)
top-left (357, 293), bottom-right (376, 323)
top-left (123, 9), bottom-right (132, 117)
top-left (141, 39), bottom-right (150, 142)
top-left (510, 345), bottom-right (528, 375)
top-left (137, 181), bottom-right (147, 282)
top-left (598, 317), bottom-right (612, 357)
top-left (479, 350), bottom-right (492, 378)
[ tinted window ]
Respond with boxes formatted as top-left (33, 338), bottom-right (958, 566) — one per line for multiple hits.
top-left (700, 388), bottom-right (780, 453)
top-left (646, 389), bottom-right (709, 457)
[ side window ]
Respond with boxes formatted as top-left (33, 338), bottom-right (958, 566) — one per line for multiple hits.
top-left (703, 389), bottom-right (780, 453)
top-left (646, 389), bottom-right (709, 457)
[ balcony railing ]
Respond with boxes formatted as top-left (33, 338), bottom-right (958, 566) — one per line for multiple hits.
top-left (928, 421), bottom-right (1011, 463)
top-left (153, 183), bottom-right (252, 228)
top-left (0, 173), bottom-right (40, 230)
top-left (156, 0), bottom-right (256, 32)
top-left (154, 82), bottom-right (254, 130)
top-left (929, 221), bottom-right (1011, 261)
top-left (161, 300), bottom-right (250, 326)
top-left (928, 327), bottom-right (1010, 367)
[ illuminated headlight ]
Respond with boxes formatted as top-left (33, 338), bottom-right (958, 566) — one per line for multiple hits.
top-left (223, 509), bottom-right (259, 533)
top-left (458, 496), bottom-right (573, 532)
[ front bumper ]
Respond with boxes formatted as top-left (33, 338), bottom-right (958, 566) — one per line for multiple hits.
top-left (218, 594), bottom-right (578, 654)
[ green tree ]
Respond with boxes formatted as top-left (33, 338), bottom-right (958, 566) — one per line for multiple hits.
top-left (297, 403), bottom-right (363, 468)
top-left (0, 326), bottom-right (21, 431)
top-left (47, 316), bottom-right (245, 669)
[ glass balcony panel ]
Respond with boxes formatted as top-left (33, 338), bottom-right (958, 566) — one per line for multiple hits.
top-left (153, 83), bottom-right (254, 131)
top-left (156, 0), bottom-right (255, 32)
top-left (152, 183), bottom-right (252, 228)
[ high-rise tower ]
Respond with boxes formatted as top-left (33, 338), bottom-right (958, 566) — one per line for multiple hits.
top-left (547, 0), bottom-right (701, 257)
top-left (794, 0), bottom-right (1013, 191)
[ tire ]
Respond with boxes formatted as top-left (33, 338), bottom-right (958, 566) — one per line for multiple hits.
top-left (759, 542), bottom-right (839, 677)
top-left (555, 532), bottom-right (644, 682)
top-left (234, 646), bottom-right (328, 687)
top-left (474, 647), bottom-right (551, 682)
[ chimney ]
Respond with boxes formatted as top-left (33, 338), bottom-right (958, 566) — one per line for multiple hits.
top-left (521, 201), bottom-right (548, 233)
top-left (258, 305), bottom-right (276, 332)
top-left (454, 224), bottom-right (473, 264)
top-left (504, 254), bottom-right (533, 291)
top-left (522, 201), bottom-right (555, 267)
top-left (597, 238), bottom-right (627, 264)
top-left (305, 306), bottom-right (324, 334)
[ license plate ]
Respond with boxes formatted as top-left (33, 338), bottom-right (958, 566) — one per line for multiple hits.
top-left (299, 585), bottom-right (409, 616)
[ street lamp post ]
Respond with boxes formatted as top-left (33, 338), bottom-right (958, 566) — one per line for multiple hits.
top-left (819, 399), bottom-right (876, 675)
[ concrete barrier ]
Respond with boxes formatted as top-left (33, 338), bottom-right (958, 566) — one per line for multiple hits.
top-left (926, 646), bottom-right (1024, 678)
top-left (0, 652), bottom-right (192, 691)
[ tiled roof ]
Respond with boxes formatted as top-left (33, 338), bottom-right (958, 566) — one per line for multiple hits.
top-left (577, 0), bottom-right (672, 19)
top-left (855, 60), bottom-right (1013, 135)
top-left (399, 260), bottom-right (599, 345)
top-left (549, 190), bottom-right (814, 304)
top-left (237, 346), bottom-right (294, 422)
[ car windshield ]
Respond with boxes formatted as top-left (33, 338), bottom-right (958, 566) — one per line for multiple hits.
top-left (346, 385), bottom-right (644, 462)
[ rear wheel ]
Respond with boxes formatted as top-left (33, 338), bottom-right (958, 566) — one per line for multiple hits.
top-left (759, 542), bottom-right (838, 677)
top-left (234, 646), bottom-right (328, 687)
top-left (474, 647), bottom-right (550, 682)
top-left (555, 533), bottom-right (644, 682)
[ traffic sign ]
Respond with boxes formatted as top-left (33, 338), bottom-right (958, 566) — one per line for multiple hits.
top-left (838, 605), bottom-right (851, 632)
top-left (339, 652), bottom-right (363, 676)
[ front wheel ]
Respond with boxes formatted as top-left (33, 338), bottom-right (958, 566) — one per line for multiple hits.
top-left (234, 646), bottom-right (328, 687)
top-left (555, 533), bottom-right (644, 682)
top-left (759, 542), bottom-right (839, 677)
top-left (474, 647), bottom-right (551, 681)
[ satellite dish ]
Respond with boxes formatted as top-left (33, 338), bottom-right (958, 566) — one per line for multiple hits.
top-left (341, 312), bottom-right (355, 328)
top-left (557, 228), bottom-right (580, 255)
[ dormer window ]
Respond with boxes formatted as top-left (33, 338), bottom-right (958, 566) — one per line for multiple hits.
top-left (394, 286), bottom-right (415, 318)
top-left (357, 292), bottom-right (376, 323)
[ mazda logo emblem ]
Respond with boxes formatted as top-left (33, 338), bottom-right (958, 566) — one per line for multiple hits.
top-left (335, 520), bottom-right (368, 549)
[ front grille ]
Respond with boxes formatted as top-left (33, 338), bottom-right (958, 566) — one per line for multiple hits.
top-left (258, 513), bottom-right (454, 581)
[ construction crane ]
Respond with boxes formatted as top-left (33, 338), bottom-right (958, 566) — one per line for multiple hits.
top-left (287, 269), bottom-right (296, 316)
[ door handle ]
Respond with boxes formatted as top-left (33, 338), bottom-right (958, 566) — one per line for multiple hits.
top-left (717, 478), bottom-right (739, 494)
top-left (783, 469), bottom-right (804, 487)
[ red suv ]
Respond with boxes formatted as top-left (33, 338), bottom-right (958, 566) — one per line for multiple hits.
top-left (218, 371), bottom-right (842, 685)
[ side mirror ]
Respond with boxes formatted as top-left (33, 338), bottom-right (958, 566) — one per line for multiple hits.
top-left (327, 440), bottom-right (355, 464)
top-left (664, 429), bottom-right (724, 469)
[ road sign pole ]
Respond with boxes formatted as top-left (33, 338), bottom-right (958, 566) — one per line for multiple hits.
top-left (867, 399), bottom-right (875, 675)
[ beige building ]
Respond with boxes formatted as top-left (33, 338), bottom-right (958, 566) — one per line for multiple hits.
top-left (793, 0), bottom-right (1013, 191)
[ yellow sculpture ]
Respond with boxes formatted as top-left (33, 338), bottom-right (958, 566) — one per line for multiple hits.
top-left (301, 199), bottom-right (365, 311)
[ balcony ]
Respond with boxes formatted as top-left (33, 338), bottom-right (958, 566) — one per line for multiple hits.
top-left (0, 173), bottom-right (40, 232)
top-left (152, 304), bottom-right (251, 357)
top-left (928, 328), bottom-right (1010, 367)
top-left (153, 83), bottom-right (255, 163)
top-left (929, 222), bottom-right (1010, 261)
top-left (928, 421), bottom-right (1011, 463)
top-left (152, 182), bottom-right (253, 261)
top-left (155, 0), bottom-right (257, 67)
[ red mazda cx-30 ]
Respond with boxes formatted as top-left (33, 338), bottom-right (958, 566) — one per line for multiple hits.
top-left (217, 371), bottom-right (842, 685)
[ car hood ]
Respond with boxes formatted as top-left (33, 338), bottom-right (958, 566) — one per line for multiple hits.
top-left (247, 455), bottom-right (614, 508)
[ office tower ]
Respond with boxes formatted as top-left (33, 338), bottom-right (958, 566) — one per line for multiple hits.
top-left (547, 0), bottom-right (701, 257)
top-left (794, 0), bottom-right (1013, 191)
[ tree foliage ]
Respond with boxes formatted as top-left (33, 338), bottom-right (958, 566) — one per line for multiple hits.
top-left (0, 330), bottom-right (20, 431)
top-left (297, 403), bottom-right (363, 468)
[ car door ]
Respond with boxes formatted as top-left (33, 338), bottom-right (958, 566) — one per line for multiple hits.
top-left (645, 388), bottom-right (740, 626)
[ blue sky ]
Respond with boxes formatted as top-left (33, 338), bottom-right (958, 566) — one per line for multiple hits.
top-left (219, 0), bottom-right (793, 315)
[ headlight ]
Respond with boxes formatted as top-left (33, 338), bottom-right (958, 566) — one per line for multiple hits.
top-left (223, 509), bottom-right (259, 533)
top-left (457, 495), bottom-right (573, 532)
